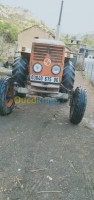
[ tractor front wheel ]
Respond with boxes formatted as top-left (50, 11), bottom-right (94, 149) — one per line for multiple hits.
top-left (0, 76), bottom-right (15, 115)
top-left (70, 87), bottom-right (87, 124)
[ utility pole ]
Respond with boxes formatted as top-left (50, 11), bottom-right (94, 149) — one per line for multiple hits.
top-left (55, 0), bottom-right (64, 41)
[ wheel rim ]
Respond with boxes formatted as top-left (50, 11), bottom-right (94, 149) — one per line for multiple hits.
top-left (6, 86), bottom-right (13, 107)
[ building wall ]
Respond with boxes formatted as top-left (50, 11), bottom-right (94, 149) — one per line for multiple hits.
top-left (71, 40), bottom-right (81, 45)
top-left (18, 26), bottom-right (54, 50)
top-left (84, 59), bottom-right (94, 83)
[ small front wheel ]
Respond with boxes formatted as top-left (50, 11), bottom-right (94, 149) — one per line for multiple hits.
top-left (70, 87), bottom-right (87, 124)
top-left (0, 76), bottom-right (15, 115)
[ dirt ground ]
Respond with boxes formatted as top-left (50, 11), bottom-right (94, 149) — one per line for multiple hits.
top-left (0, 71), bottom-right (94, 200)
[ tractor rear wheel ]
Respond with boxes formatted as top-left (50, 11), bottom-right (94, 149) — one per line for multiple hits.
top-left (12, 56), bottom-right (28, 87)
top-left (0, 76), bottom-right (15, 115)
top-left (61, 61), bottom-right (75, 93)
top-left (70, 87), bottom-right (87, 124)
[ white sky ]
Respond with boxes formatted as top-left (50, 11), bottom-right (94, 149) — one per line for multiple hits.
top-left (0, 0), bottom-right (94, 34)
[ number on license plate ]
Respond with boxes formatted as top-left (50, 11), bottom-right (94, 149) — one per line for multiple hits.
top-left (30, 75), bottom-right (59, 83)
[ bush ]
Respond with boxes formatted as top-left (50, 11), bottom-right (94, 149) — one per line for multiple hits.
top-left (0, 22), bottom-right (18, 42)
top-left (61, 37), bottom-right (70, 45)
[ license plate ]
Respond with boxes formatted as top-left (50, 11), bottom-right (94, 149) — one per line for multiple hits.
top-left (30, 75), bottom-right (59, 83)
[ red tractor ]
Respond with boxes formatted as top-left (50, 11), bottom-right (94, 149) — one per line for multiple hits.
top-left (0, 1), bottom-right (87, 124)
top-left (0, 38), bottom-right (87, 124)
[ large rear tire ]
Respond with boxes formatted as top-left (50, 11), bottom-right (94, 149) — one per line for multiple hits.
top-left (0, 76), bottom-right (15, 115)
top-left (12, 56), bottom-right (28, 87)
top-left (70, 87), bottom-right (87, 124)
top-left (61, 61), bottom-right (75, 93)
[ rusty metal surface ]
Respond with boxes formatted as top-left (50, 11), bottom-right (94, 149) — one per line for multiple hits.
top-left (33, 39), bottom-right (65, 46)
top-left (15, 86), bottom-right (59, 95)
top-left (31, 82), bottom-right (60, 89)
top-left (30, 88), bottom-right (59, 94)
top-left (33, 44), bottom-right (64, 63)
top-left (30, 42), bottom-right (65, 83)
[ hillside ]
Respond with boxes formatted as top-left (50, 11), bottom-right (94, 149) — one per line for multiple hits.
top-left (0, 3), bottom-right (55, 64)
top-left (0, 3), bottom-right (94, 65)
top-left (0, 4), bottom-right (54, 43)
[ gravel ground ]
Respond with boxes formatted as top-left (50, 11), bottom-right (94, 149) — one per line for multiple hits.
top-left (0, 71), bottom-right (94, 200)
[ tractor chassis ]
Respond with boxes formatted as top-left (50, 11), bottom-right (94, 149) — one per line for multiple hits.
top-left (14, 84), bottom-right (69, 100)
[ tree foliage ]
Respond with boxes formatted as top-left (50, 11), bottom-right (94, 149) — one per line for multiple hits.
top-left (0, 22), bottom-right (18, 42)
top-left (0, 3), bottom-right (55, 43)
top-left (82, 35), bottom-right (94, 45)
top-left (61, 36), bottom-right (70, 45)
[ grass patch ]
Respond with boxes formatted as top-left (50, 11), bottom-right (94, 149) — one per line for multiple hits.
top-left (82, 71), bottom-right (89, 79)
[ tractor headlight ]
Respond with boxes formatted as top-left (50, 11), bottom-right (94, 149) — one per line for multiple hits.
top-left (33, 63), bottom-right (42, 73)
top-left (52, 65), bottom-right (61, 75)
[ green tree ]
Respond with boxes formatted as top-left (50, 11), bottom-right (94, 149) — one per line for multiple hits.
top-left (71, 36), bottom-right (77, 40)
top-left (0, 22), bottom-right (17, 42)
top-left (61, 36), bottom-right (70, 45)
top-left (82, 36), bottom-right (94, 45)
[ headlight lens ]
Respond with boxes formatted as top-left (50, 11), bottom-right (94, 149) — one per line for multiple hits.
top-left (52, 65), bottom-right (61, 75)
top-left (33, 63), bottom-right (42, 73)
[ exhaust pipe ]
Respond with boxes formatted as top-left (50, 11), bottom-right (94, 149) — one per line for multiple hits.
top-left (55, 0), bottom-right (64, 41)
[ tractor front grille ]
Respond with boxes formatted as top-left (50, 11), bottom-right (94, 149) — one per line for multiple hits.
top-left (33, 44), bottom-right (64, 63)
